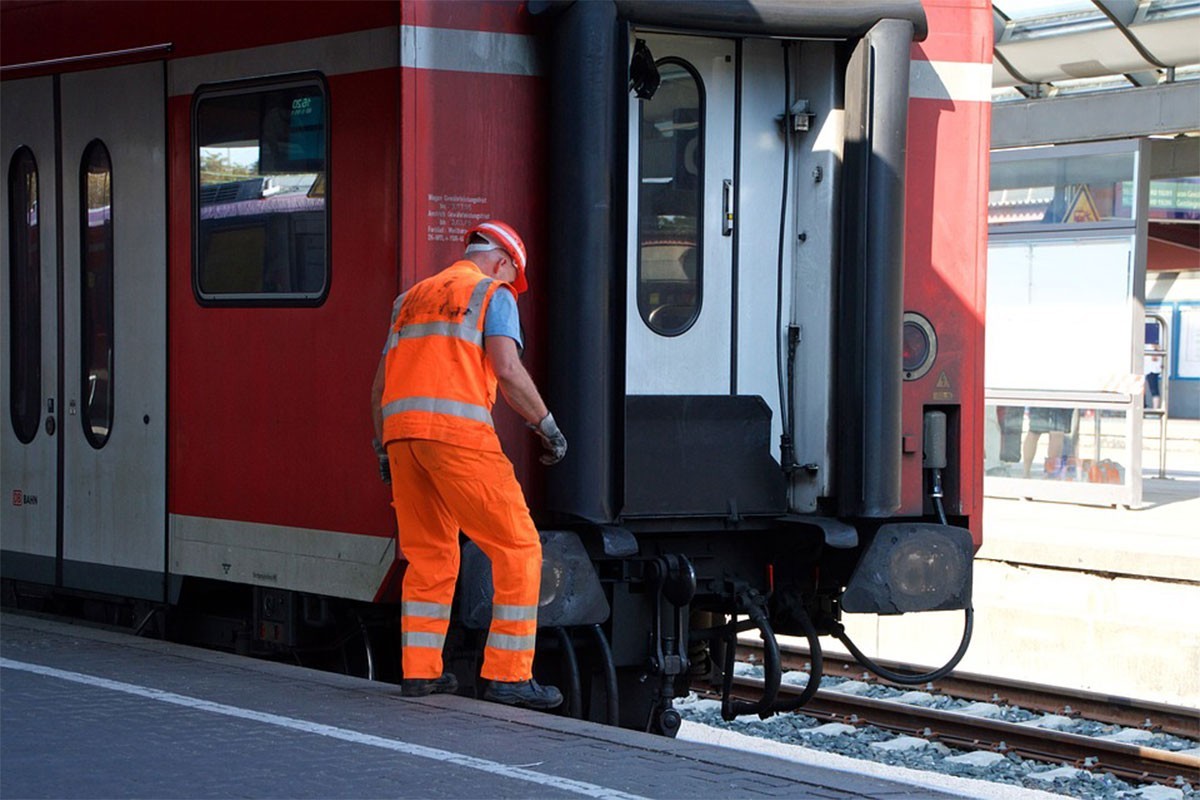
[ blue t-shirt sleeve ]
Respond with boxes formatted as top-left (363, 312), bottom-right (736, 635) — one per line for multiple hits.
top-left (484, 287), bottom-right (523, 349)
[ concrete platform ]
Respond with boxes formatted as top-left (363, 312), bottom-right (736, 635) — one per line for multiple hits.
top-left (832, 418), bottom-right (1200, 709)
top-left (1, 612), bottom-right (967, 800)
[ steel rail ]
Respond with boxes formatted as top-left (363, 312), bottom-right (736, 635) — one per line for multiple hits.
top-left (735, 643), bottom-right (1200, 740)
top-left (712, 677), bottom-right (1200, 787)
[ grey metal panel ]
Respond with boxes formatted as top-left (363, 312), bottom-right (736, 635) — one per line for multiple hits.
top-left (735, 38), bottom-right (787, 464)
top-left (0, 76), bottom-right (58, 563)
top-left (991, 81), bottom-right (1200, 148)
top-left (59, 62), bottom-right (166, 597)
top-left (786, 41), bottom-right (842, 512)
top-left (170, 515), bottom-right (395, 602)
top-left (170, 27), bottom-right (399, 96)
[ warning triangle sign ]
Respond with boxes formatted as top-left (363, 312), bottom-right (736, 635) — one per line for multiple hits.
top-left (936, 371), bottom-right (951, 389)
top-left (1065, 184), bottom-right (1101, 223)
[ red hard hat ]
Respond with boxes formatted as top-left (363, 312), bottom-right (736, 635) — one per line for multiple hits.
top-left (465, 220), bottom-right (528, 294)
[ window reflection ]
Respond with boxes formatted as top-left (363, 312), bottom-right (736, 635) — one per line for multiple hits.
top-left (988, 151), bottom-right (1135, 226)
top-left (985, 403), bottom-right (1131, 485)
top-left (81, 140), bottom-right (114, 448)
top-left (637, 59), bottom-right (703, 336)
top-left (8, 146), bottom-right (41, 444)
top-left (195, 79), bottom-right (327, 301)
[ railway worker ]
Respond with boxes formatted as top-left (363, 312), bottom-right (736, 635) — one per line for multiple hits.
top-left (370, 220), bottom-right (566, 710)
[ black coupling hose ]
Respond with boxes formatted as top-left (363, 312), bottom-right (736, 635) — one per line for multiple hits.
top-left (832, 606), bottom-right (974, 685)
top-left (555, 627), bottom-right (583, 719)
top-left (764, 605), bottom-right (823, 713)
top-left (721, 605), bottom-right (782, 721)
top-left (590, 624), bottom-right (620, 727)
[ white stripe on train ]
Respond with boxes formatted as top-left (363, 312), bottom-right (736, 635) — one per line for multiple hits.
top-left (172, 24), bottom-right (992, 104)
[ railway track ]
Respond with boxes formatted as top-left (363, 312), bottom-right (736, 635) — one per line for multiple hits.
top-left (699, 643), bottom-right (1200, 788)
top-left (737, 643), bottom-right (1200, 740)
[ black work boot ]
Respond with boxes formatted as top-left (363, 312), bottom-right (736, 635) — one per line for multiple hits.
top-left (400, 672), bottom-right (459, 697)
top-left (483, 679), bottom-right (563, 709)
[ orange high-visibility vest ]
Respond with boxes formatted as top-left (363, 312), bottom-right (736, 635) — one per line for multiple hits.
top-left (382, 261), bottom-right (508, 452)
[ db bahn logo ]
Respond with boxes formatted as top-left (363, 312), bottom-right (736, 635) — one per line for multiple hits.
top-left (11, 490), bottom-right (38, 506)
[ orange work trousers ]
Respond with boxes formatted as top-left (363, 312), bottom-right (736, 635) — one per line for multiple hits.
top-left (387, 438), bottom-right (541, 682)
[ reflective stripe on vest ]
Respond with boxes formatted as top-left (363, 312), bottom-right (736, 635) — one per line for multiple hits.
top-left (383, 396), bottom-right (494, 428)
top-left (491, 604), bottom-right (538, 623)
top-left (486, 631), bottom-right (538, 652)
top-left (402, 631), bottom-right (446, 649)
top-left (381, 291), bottom-right (408, 355)
top-left (402, 601), bottom-right (453, 620)
top-left (388, 320), bottom-right (483, 350)
top-left (385, 278), bottom-right (493, 354)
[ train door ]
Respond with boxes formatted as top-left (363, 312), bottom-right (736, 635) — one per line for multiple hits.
top-left (1, 76), bottom-right (58, 585)
top-left (619, 32), bottom-right (796, 520)
top-left (625, 33), bottom-right (790, 439)
top-left (626, 34), bottom-right (736, 395)
top-left (1, 62), bottom-right (167, 600)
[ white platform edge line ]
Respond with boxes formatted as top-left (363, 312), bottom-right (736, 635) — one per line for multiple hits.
top-left (0, 657), bottom-right (646, 800)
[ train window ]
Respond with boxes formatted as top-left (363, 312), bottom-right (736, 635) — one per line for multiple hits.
top-left (193, 76), bottom-right (328, 304)
top-left (637, 58), bottom-right (703, 336)
top-left (80, 139), bottom-right (114, 449)
top-left (8, 146), bottom-right (41, 444)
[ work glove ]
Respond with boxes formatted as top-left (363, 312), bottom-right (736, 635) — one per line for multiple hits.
top-left (372, 438), bottom-right (391, 485)
top-left (531, 413), bottom-right (567, 466)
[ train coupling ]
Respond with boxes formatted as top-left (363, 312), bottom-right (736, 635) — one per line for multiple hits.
top-left (644, 554), bottom-right (696, 736)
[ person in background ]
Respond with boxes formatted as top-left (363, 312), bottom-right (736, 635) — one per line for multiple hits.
top-left (370, 220), bottom-right (566, 709)
top-left (1022, 407), bottom-right (1073, 479)
top-left (1145, 320), bottom-right (1164, 410)
top-left (1145, 353), bottom-right (1163, 410)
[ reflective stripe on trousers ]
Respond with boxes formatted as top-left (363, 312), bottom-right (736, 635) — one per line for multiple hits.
top-left (485, 603), bottom-right (538, 660)
top-left (403, 600), bottom-right (452, 620)
top-left (400, 601), bottom-right (453, 664)
top-left (401, 631), bottom-right (446, 650)
top-left (485, 631), bottom-right (537, 652)
top-left (491, 603), bottom-right (537, 622)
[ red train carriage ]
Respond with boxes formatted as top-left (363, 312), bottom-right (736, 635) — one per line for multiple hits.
top-left (1, 0), bottom-right (991, 733)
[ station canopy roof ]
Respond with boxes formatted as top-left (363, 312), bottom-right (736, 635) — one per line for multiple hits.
top-left (990, 3), bottom-right (1199, 262)
top-left (991, 0), bottom-right (1200, 100)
